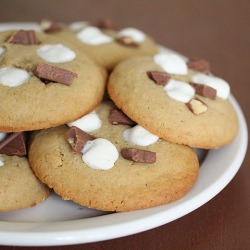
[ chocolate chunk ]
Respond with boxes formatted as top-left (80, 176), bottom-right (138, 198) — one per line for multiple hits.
top-left (187, 58), bottom-right (210, 74)
top-left (191, 83), bottom-right (217, 99)
top-left (95, 18), bottom-right (116, 30)
top-left (0, 132), bottom-right (27, 156)
top-left (109, 109), bottom-right (136, 126)
top-left (186, 98), bottom-right (208, 115)
top-left (66, 126), bottom-right (95, 153)
top-left (40, 19), bottom-right (62, 33)
top-left (121, 148), bottom-right (156, 163)
top-left (8, 30), bottom-right (39, 45)
top-left (147, 71), bottom-right (171, 86)
top-left (116, 36), bottom-right (139, 47)
top-left (34, 63), bottom-right (78, 85)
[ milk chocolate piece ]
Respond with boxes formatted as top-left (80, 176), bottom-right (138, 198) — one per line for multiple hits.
top-left (40, 19), bottom-right (62, 33)
top-left (109, 109), bottom-right (136, 126)
top-left (66, 126), bottom-right (95, 153)
top-left (187, 58), bottom-right (210, 74)
top-left (186, 98), bottom-right (208, 115)
top-left (0, 132), bottom-right (27, 156)
top-left (34, 63), bottom-right (78, 85)
top-left (121, 148), bottom-right (156, 163)
top-left (96, 18), bottom-right (116, 30)
top-left (147, 71), bottom-right (170, 86)
top-left (116, 36), bottom-right (139, 47)
top-left (192, 83), bottom-right (217, 99)
top-left (8, 30), bottom-right (39, 45)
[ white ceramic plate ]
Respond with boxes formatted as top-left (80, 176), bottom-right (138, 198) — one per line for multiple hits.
top-left (0, 23), bottom-right (248, 247)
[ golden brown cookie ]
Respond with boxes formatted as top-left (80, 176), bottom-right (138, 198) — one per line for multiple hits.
top-left (51, 21), bottom-right (158, 70)
top-left (28, 102), bottom-right (199, 212)
top-left (0, 30), bottom-right (106, 132)
top-left (0, 154), bottom-right (50, 212)
top-left (108, 55), bottom-right (238, 149)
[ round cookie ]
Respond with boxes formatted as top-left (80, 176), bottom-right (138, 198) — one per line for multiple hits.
top-left (0, 154), bottom-right (50, 212)
top-left (52, 22), bottom-right (158, 70)
top-left (28, 102), bottom-right (199, 212)
top-left (0, 30), bottom-right (106, 132)
top-left (108, 55), bottom-right (238, 149)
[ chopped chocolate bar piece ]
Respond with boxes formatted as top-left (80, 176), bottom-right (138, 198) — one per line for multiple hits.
top-left (0, 132), bottom-right (27, 156)
top-left (147, 71), bottom-right (170, 86)
top-left (187, 58), bottom-right (210, 74)
top-left (34, 63), bottom-right (78, 85)
top-left (40, 19), bottom-right (62, 33)
top-left (95, 18), bottom-right (116, 30)
top-left (191, 83), bottom-right (217, 99)
top-left (66, 126), bottom-right (95, 153)
top-left (109, 109), bottom-right (136, 126)
top-left (121, 148), bottom-right (156, 163)
top-left (186, 98), bottom-right (208, 115)
top-left (116, 36), bottom-right (139, 47)
top-left (8, 30), bottom-right (39, 45)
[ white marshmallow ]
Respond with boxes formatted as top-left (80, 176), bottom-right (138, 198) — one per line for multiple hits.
top-left (0, 67), bottom-right (30, 87)
top-left (0, 157), bottom-right (4, 167)
top-left (123, 125), bottom-right (158, 146)
top-left (154, 53), bottom-right (188, 75)
top-left (164, 79), bottom-right (195, 103)
top-left (82, 138), bottom-right (119, 170)
top-left (37, 44), bottom-right (76, 63)
top-left (67, 111), bottom-right (102, 132)
top-left (69, 21), bottom-right (89, 31)
top-left (0, 132), bottom-right (7, 141)
top-left (0, 47), bottom-right (5, 57)
top-left (192, 73), bottom-right (230, 99)
top-left (77, 26), bottom-right (113, 45)
top-left (117, 28), bottom-right (146, 43)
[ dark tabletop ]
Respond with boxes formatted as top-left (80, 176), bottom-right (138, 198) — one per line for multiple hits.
top-left (0, 0), bottom-right (249, 249)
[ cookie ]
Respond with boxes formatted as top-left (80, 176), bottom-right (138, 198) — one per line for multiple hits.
top-left (28, 102), bottom-right (199, 212)
top-left (0, 132), bottom-right (50, 212)
top-left (44, 20), bottom-right (158, 70)
top-left (108, 54), bottom-right (238, 149)
top-left (0, 29), bottom-right (106, 132)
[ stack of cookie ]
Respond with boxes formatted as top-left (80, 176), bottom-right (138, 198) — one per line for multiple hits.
top-left (0, 19), bottom-right (238, 212)
top-left (0, 27), bottom-right (106, 211)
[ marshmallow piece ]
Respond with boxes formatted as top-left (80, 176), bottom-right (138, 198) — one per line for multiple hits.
top-left (192, 73), bottom-right (230, 99)
top-left (82, 138), bottom-right (119, 170)
top-left (0, 132), bottom-right (7, 141)
top-left (164, 79), bottom-right (195, 103)
top-left (37, 44), bottom-right (76, 63)
top-left (123, 125), bottom-right (159, 146)
top-left (76, 26), bottom-right (113, 45)
top-left (117, 28), bottom-right (146, 43)
top-left (69, 21), bottom-right (89, 31)
top-left (154, 53), bottom-right (188, 75)
top-left (0, 157), bottom-right (4, 167)
top-left (0, 47), bottom-right (5, 57)
top-left (67, 111), bottom-right (102, 132)
top-left (0, 67), bottom-right (30, 87)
